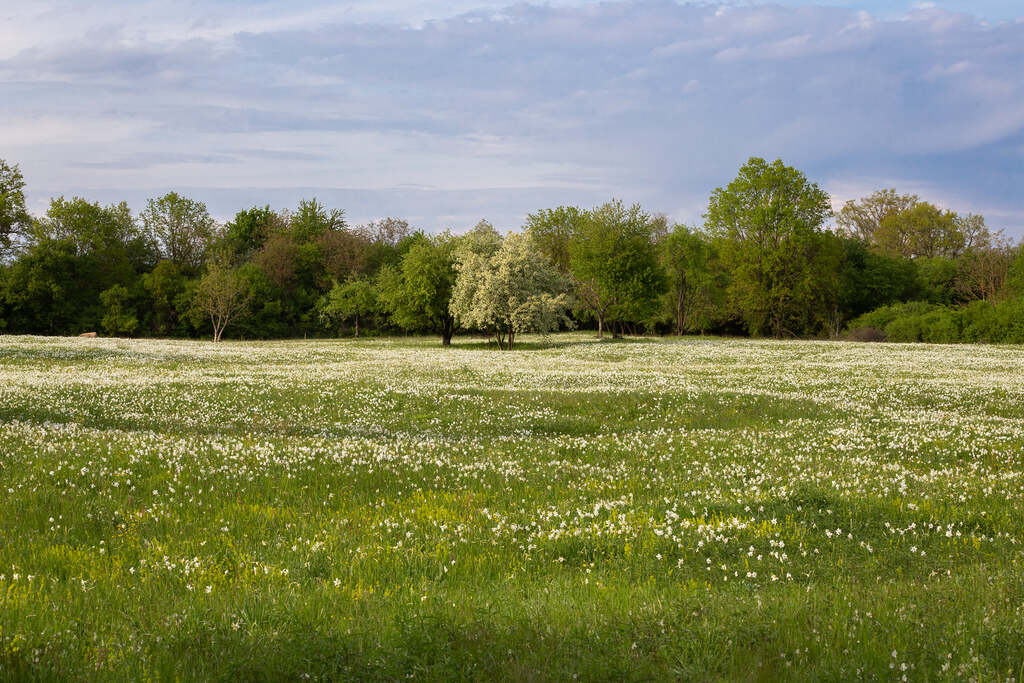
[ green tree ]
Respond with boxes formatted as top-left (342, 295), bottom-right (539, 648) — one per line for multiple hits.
top-left (451, 232), bottom-right (573, 349)
top-left (9, 197), bottom-right (154, 334)
top-left (915, 256), bottom-right (959, 305)
top-left (524, 206), bottom-right (583, 273)
top-left (319, 278), bottom-right (378, 337)
top-left (100, 284), bottom-right (140, 336)
top-left (1005, 245), bottom-right (1024, 298)
top-left (660, 224), bottom-right (727, 335)
top-left (0, 159), bottom-right (31, 253)
top-left (1, 238), bottom-right (88, 334)
top-left (140, 192), bottom-right (216, 271)
top-left (874, 202), bottom-right (966, 259)
top-left (836, 189), bottom-right (918, 242)
top-left (139, 260), bottom-right (188, 336)
top-left (568, 200), bottom-right (666, 338)
top-left (377, 233), bottom-right (458, 345)
top-left (234, 264), bottom-right (290, 339)
top-left (833, 236), bottom-right (918, 329)
top-left (705, 157), bottom-right (836, 337)
top-left (221, 206), bottom-right (284, 262)
top-left (289, 199), bottom-right (346, 243)
top-left (957, 213), bottom-right (998, 252)
top-left (33, 197), bottom-right (147, 261)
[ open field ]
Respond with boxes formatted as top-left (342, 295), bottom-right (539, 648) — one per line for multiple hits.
top-left (2, 334), bottom-right (1024, 680)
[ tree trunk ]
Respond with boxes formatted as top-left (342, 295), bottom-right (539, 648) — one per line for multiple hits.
top-left (676, 291), bottom-right (685, 336)
top-left (507, 328), bottom-right (515, 351)
top-left (441, 315), bottom-right (454, 346)
top-left (597, 315), bottom-right (603, 339)
top-left (354, 315), bottom-right (359, 338)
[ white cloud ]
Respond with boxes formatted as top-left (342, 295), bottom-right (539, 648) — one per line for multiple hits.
top-left (1, 0), bottom-right (1022, 234)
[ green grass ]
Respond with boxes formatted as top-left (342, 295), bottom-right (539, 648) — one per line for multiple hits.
top-left (1, 333), bottom-right (1024, 680)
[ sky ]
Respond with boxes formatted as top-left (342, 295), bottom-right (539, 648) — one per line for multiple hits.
top-left (2, 0), bottom-right (1022, 235)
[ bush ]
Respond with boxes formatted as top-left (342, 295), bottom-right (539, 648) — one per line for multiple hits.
top-left (960, 300), bottom-right (999, 343)
top-left (993, 298), bottom-right (1024, 344)
top-left (847, 296), bottom-right (1024, 345)
top-left (848, 301), bottom-right (937, 334)
top-left (919, 309), bottom-right (961, 344)
top-left (884, 315), bottom-right (925, 342)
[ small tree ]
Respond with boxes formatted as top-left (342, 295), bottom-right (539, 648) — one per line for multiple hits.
top-left (451, 232), bottom-right (574, 350)
top-left (377, 233), bottom-right (458, 345)
top-left (320, 278), bottom-right (378, 336)
top-left (192, 258), bottom-right (249, 342)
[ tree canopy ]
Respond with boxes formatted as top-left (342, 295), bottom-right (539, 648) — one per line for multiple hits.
top-left (377, 233), bottom-right (458, 345)
top-left (569, 200), bottom-right (666, 337)
top-left (705, 157), bottom-right (836, 337)
top-left (1, 154), bottom-right (1021, 346)
top-left (319, 278), bottom-right (378, 337)
top-left (140, 192), bottom-right (216, 272)
top-left (451, 231), bottom-right (573, 349)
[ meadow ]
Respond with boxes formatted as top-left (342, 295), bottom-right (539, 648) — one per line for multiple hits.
top-left (1, 333), bottom-right (1023, 681)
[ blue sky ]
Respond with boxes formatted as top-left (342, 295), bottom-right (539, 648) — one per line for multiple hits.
top-left (2, 0), bottom-right (1022, 234)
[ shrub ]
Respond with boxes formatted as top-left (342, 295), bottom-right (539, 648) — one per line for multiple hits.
top-left (919, 309), bottom-right (961, 344)
top-left (884, 315), bottom-right (925, 342)
top-left (848, 301), bottom-right (937, 332)
top-left (847, 297), bottom-right (1024, 345)
top-left (960, 300), bottom-right (998, 343)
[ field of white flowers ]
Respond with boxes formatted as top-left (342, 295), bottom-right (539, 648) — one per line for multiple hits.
top-left (2, 333), bottom-right (1024, 680)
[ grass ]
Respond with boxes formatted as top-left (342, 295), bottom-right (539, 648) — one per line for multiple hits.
top-left (1, 332), bottom-right (1023, 680)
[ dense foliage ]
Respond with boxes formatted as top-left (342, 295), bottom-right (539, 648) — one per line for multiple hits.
top-left (1, 156), bottom-right (1021, 344)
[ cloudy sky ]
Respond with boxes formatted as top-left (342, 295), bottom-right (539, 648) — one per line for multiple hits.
top-left (2, 1), bottom-right (1022, 234)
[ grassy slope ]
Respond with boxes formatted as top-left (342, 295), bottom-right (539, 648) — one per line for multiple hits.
top-left (1, 333), bottom-right (1023, 680)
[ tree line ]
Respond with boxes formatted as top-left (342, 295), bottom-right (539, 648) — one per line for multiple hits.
top-left (2, 156), bottom-right (1022, 347)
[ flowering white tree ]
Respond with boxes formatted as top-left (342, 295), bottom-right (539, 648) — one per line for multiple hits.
top-left (451, 231), bottom-right (574, 349)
